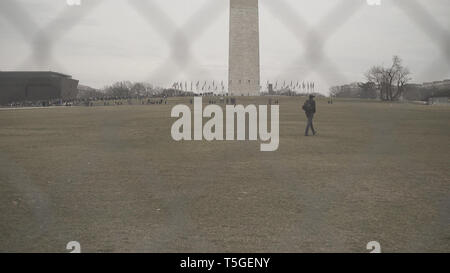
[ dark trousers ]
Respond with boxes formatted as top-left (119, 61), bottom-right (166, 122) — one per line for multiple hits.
top-left (305, 114), bottom-right (315, 136)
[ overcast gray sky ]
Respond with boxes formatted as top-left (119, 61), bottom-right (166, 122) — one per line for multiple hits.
top-left (0, 0), bottom-right (449, 94)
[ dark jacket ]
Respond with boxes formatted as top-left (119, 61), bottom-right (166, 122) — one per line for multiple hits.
top-left (302, 99), bottom-right (316, 115)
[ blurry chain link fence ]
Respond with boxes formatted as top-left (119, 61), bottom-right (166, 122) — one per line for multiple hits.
top-left (0, 0), bottom-right (448, 252)
top-left (0, 0), bottom-right (448, 90)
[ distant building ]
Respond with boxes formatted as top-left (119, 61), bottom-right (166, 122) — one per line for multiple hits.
top-left (0, 71), bottom-right (78, 105)
top-left (422, 79), bottom-right (450, 90)
top-left (428, 97), bottom-right (449, 105)
top-left (404, 79), bottom-right (450, 101)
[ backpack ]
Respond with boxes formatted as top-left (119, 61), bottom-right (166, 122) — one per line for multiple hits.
top-left (302, 100), bottom-right (313, 113)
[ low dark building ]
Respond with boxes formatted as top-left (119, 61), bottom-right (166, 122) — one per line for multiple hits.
top-left (428, 96), bottom-right (449, 105)
top-left (0, 71), bottom-right (79, 105)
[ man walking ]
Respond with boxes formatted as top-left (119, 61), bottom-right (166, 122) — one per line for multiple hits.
top-left (302, 95), bottom-right (317, 136)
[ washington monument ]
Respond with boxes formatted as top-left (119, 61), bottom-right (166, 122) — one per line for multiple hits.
top-left (228, 0), bottom-right (260, 96)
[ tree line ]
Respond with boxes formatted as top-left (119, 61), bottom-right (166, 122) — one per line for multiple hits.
top-left (78, 81), bottom-right (159, 99)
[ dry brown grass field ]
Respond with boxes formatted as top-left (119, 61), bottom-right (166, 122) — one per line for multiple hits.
top-left (0, 97), bottom-right (449, 252)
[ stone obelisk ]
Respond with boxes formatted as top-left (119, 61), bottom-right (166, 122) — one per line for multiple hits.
top-left (228, 0), bottom-right (260, 96)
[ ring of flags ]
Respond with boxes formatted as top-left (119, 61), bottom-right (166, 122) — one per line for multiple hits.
top-left (172, 80), bottom-right (315, 94)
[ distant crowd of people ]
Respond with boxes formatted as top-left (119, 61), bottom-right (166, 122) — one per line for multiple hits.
top-left (5, 96), bottom-right (286, 108)
top-left (6, 99), bottom-right (74, 108)
top-left (190, 97), bottom-right (238, 105)
top-left (3, 96), bottom-right (170, 108)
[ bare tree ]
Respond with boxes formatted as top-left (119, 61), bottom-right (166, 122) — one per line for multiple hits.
top-left (131, 82), bottom-right (146, 97)
top-left (104, 81), bottom-right (133, 97)
top-left (103, 81), bottom-right (157, 98)
top-left (394, 60), bottom-right (411, 100)
top-left (365, 65), bottom-right (388, 100)
top-left (366, 56), bottom-right (411, 101)
top-left (329, 86), bottom-right (341, 97)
